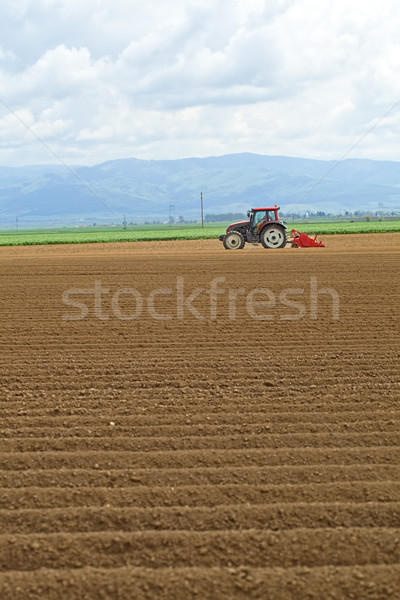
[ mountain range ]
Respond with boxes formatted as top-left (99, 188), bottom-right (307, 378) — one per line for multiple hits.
top-left (1, 153), bottom-right (400, 226)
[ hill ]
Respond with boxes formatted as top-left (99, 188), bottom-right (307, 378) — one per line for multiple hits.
top-left (1, 153), bottom-right (400, 225)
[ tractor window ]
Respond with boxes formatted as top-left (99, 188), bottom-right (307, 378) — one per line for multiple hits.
top-left (254, 211), bottom-right (271, 227)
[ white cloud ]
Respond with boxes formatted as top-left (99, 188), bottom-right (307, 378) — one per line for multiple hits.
top-left (0, 0), bottom-right (400, 165)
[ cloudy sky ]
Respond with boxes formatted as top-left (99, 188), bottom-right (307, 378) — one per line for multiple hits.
top-left (1, 0), bottom-right (400, 166)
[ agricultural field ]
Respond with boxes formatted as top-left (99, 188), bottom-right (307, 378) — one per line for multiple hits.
top-left (0, 218), bottom-right (399, 246)
top-left (0, 233), bottom-right (399, 599)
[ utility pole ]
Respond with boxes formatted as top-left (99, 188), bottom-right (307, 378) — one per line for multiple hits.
top-left (16, 216), bottom-right (18, 232)
top-left (201, 192), bottom-right (204, 229)
top-left (123, 214), bottom-right (127, 230)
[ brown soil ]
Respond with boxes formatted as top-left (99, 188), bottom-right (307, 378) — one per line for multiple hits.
top-left (0, 234), bottom-right (399, 599)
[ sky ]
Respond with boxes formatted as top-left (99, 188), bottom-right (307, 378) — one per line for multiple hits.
top-left (1, 0), bottom-right (400, 166)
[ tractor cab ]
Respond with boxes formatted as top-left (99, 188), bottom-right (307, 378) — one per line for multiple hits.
top-left (248, 208), bottom-right (277, 233)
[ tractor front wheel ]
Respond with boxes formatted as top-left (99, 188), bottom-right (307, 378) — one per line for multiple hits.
top-left (261, 225), bottom-right (286, 249)
top-left (223, 231), bottom-right (245, 250)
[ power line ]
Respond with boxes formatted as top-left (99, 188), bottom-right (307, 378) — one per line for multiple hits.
top-left (0, 96), bottom-right (124, 225)
top-left (285, 98), bottom-right (400, 214)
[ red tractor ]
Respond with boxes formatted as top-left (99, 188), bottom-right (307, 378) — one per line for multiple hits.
top-left (219, 205), bottom-right (326, 250)
top-left (219, 205), bottom-right (287, 250)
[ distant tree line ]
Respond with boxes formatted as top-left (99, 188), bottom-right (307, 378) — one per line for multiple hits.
top-left (205, 213), bottom-right (247, 223)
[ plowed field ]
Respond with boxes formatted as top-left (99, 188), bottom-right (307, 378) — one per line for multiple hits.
top-left (0, 234), bottom-right (399, 599)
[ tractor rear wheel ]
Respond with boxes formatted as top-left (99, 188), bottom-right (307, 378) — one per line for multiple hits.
top-left (261, 225), bottom-right (286, 249)
top-left (223, 231), bottom-right (245, 250)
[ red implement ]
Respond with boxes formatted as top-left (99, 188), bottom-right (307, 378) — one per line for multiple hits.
top-left (291, 229), bottom-right (325, 248)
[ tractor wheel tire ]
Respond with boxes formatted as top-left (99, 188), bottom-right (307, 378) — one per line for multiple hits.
top-left (261, 225), bottom-right (287, 249)
top-left (223, 231), bottom-right (245, 250)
